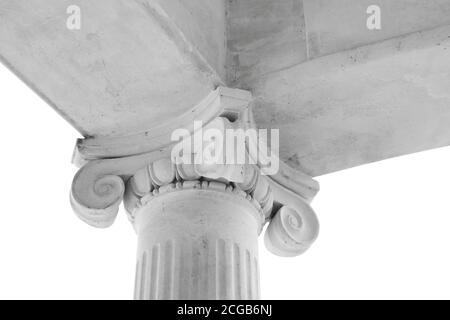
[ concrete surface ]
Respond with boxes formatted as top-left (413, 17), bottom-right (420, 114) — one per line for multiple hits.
top-left (2, 0), bottom-right (450, 176)
top-left (0, 0), bottom-right (224, 137)
top-left (248, 25), bottom-right (450, 176)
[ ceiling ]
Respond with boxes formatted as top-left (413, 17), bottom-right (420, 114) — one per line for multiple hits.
top-left (1, 0), bottom-right (450, 176)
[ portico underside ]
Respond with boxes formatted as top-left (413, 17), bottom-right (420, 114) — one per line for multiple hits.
top-left (2, 0), bottom-right (450, 176)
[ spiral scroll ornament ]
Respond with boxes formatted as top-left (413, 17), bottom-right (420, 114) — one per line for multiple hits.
top-left (71, 163), bottom-right (125, 228)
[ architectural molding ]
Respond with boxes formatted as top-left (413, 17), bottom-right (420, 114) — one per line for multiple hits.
top-left (73, 87), bottom-right (252, 165)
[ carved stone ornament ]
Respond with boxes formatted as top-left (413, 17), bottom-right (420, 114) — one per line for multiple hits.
top-left (70, 87), bottom-right (320, 299)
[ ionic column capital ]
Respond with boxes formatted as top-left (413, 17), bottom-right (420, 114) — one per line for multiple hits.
top-left (70, 86), bottom-right (320, 258)
top-left (124, 159), bottom-right (273, 231)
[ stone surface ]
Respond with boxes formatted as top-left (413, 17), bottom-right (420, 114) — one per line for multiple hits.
top-left (248, 25), bottom-right (450, 176)
top-left (227, 0), bottom-right (307, 83)
top-left (3, 1), bottom-right (450, 176)
top-left (158, 0), bottom-right (227, 80)
top-left (303, 0), bottom-right (450, 58)
top-left (0, 0), bottom-right (224, 137)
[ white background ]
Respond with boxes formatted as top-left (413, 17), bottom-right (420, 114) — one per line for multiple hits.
top-left (1, 62), bottom-right (450, 300)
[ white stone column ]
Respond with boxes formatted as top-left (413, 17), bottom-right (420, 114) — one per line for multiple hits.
top-left (133, 184), bottom-right (261, 300)
top-left (69, 87), bottom-right (320, 300)
top-left (122, 158), bottom-right (270, 300)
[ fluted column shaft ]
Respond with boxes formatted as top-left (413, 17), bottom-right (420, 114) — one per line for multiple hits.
top-left (133, 187), bottom-right (261, 300)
